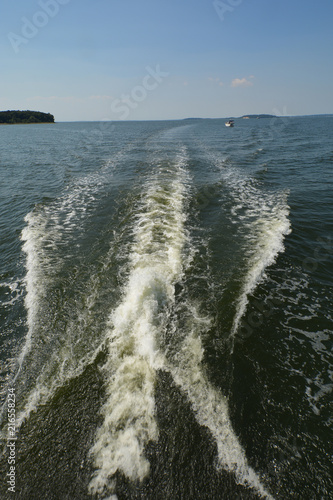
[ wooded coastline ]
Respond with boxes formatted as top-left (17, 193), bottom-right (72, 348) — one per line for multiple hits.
top-left (0, 110), bottom-right (55, 124)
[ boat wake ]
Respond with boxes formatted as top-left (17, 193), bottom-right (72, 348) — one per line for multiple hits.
top-left (88, 143), bottom-right (273, 499)
top-left (88, 148), bottom-right (190, 494)
top-left (1, 129), bottom-right (283, 499)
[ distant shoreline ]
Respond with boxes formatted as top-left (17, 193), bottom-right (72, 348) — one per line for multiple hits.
top-left (0, 110), bottom-right (55, 125)
top-left (2, 113), bottom-right (331, 124)
top-left (0, 122), bottom-right (54, 125)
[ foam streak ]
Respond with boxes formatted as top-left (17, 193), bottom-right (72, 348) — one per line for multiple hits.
top-left (89, 154), bottom-right (190, 495)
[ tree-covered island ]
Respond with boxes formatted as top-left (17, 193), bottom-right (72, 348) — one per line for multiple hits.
top-left (0, 110), bottom-right (55, 124)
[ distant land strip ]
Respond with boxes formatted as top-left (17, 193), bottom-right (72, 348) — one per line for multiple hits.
top-left (240, 114), bottom-right (276, 119)
top-left (0, 110), bottom-right (55, 124)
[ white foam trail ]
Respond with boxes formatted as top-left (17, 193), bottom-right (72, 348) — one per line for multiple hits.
top-left (89, 155), bottom-right (190, 495)
top-left (11, 231), bottom-right (112, 431)
top-left (3, 163), bottom-right (118, 431)
top-left (89, 152), bottom-right (273, 498)
top-left (18, 210), bottom-right (61, 371)
top-left (0, 144), bottom-right (155, 437)
top-left (0, 209), bottom-right (59, 437)
top-left (231, 188), bottom-right (291, 337)
top-left (16, 158), bottom-right (115, 375)
top-left (169, 319), bottom-right (274, 499)
top-left (89, 145), bottom-right (276, 497)
top-left (194, 154), bottom-right (291, 342)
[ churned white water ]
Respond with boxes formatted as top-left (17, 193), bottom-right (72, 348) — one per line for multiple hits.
top-left (169, 324), bottom-right (274, 499)
top-left (230, 182), bottom-right (291, 338)
top-left (10, 157), bottom-right (121, 430)
top-left (89, 149), bottom-right (273, 498)
top-left (89, 153), bottom-right (190, 494)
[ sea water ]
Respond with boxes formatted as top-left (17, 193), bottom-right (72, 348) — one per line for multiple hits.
top-left (0, 117), bottom-right (332, 498)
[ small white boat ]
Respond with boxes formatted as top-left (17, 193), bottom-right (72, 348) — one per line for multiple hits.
top-left (225, 120), bottom-right (234, 127)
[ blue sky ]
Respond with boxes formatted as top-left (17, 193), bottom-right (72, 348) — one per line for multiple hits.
top-left (1, 0), bottom-right (333, 121)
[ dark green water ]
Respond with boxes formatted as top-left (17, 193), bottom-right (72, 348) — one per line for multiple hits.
top-left (0, 117), bottom-right (332, 499)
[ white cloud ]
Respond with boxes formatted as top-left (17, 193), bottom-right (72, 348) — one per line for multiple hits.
top-left (231, 77), bottom-right (254, 88)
